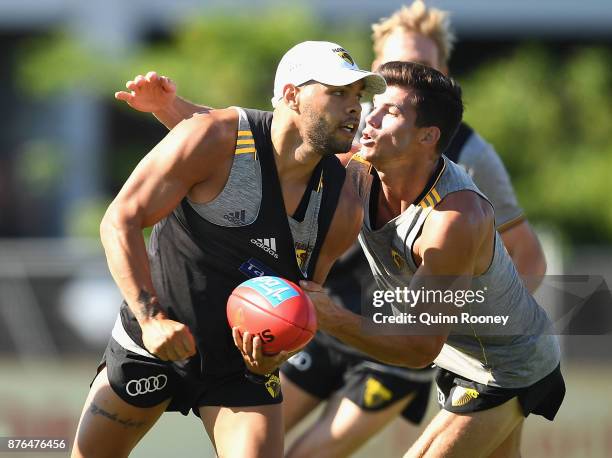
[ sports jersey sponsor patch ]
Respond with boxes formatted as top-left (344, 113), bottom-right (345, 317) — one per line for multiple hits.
top-left (239, 258), bottom-right (277, 279)
top-left (125, 374), bottom-right (168, 397)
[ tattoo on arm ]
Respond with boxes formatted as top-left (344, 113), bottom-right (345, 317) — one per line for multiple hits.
top-left (135, 289), bottom-right (162, 320)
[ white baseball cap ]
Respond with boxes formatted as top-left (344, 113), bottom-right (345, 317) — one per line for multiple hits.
top-left (271, 41), bottom-right (387, 107)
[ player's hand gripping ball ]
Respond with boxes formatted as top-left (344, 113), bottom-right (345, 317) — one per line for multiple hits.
top-left (227, 276), bottom-right (317, 355)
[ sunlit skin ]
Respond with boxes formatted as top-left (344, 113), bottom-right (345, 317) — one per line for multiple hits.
top-left (360, 86), bottom-right (421, 165)
top-left (358, 85), bottom-right (441, 222)
top-left (297, 80), bottom-right (364, 156)
top-left (373, 30), bottom-right (446, 74)
top-left (271, 79), bottom-right (365, 209)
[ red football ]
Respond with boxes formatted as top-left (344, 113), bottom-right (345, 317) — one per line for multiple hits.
top-left (227, 276), bottom-right (317, 355)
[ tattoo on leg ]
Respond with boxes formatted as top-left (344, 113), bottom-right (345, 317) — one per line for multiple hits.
top-left (89, 402), bottom-right (146, 429)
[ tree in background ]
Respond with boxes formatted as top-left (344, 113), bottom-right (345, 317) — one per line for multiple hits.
top-left (15, 10), bottom-right (371, 237)
top-left (18, 10), bottom-right (371, 109)
top-left (15, 12), bottom-right (612, 245)
top-left (460, 45), bottom-right (612, 245)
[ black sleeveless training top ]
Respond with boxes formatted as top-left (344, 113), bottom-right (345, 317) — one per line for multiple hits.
top-left (119, 108), bottom-right (346, 376)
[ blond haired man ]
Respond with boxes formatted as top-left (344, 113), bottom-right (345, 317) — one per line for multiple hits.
top-left (369, 1), bottom-right (546, 276)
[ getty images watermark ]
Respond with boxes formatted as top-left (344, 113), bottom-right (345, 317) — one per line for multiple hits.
top-left (354, 275), bottom-right (612, 336)
top-left (370, 285), bottom-right (510, 326)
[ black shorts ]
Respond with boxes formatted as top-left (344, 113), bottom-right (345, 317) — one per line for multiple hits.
top-left (95, 337), bottom-right (282, 416)
top-left (281, 334), bottom-right (433, 424)
top-left (435, 364), bottom-right (565, 420)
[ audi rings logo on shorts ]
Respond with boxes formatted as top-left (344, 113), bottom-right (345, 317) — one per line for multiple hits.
top-left (126, 374), bottom-right (168, 397)
top-left (287, 351), bottom-right (312, 371)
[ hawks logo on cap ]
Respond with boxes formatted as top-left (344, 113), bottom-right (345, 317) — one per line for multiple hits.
top-left (332, 47), bottom-right (355, 66)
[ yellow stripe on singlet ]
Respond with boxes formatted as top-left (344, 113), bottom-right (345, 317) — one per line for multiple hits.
top-left (316, 173), bottom-right (324, 192)
top-left (235, 128), bottom-right (255, 156)
top-left (348, 153), bottom-right (373, 173)
top-left (235, 147), bottom-right (256, 155)
top-left (350, 153), bottom-right (370, 165)
top-left (417, 160), bottom-right (447, 208)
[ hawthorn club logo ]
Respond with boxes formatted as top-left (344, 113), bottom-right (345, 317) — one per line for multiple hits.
top-left (451, 386), bottom-right (480, 407)
top-left (265, 374), bottom-right (281, 398)
top-left (363, 377), bottom-right (392, 408)
top-left (391, 248), bottom-right (406, 270)
top-left (332, 47), bottom-right (355, 66)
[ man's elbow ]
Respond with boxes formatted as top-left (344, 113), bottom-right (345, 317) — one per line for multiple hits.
top-left (532, 246), bottom-right (547, 277)
top-left (502, 221), bottom-right (547, 278)
top-left (523, 245), bottom-right (546, 293)
top-left (396, 336), bottom-right (445, 369)
top-left (519, 230), bottom-right (547, 290)
top-left (100, 204), bottom-right (139, 247)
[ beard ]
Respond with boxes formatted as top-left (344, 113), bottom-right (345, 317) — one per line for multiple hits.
top-left (303, 108), bottom-right (353, 156)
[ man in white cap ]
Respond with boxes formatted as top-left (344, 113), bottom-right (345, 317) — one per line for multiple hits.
top-left (71, 41), bottom-right (385, 458)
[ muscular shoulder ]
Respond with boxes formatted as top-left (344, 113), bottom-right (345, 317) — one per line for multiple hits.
top-left (163, 108), bottom-right (239, 188)
top-left (427, 191), bottom-right (493, 241)
top-left (171, 108), bottom-right (238, 155)
top-left (417, 191), bottom-right (494, 274)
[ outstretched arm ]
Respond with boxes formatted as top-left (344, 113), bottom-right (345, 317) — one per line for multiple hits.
top-left (302, 191), bottom-right (493, 368)
top-left (115, 71), bottom-right (212, 129)
top-left (102, 110), bottom-right (236, 360)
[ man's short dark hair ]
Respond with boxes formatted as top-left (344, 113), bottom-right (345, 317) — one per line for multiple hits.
top-left (378, 61), bottom-right (463, 154)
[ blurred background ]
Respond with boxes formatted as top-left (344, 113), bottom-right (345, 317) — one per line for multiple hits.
top-left (1, 0), bottom-right (611, 456)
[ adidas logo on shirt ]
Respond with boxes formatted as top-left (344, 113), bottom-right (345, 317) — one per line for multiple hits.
top-left (224, 210), bottom-right (246, 225)
top-left (251, 238), bottom-right (278, 258)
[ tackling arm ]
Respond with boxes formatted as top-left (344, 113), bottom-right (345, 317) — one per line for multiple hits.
top-left (302, 191), bottom-right (493, 368)
top-left (115, 71), bottom-right (212, 130)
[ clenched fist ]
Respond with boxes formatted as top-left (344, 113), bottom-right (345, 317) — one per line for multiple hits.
top-left (140, 316), bottom-right (196, 361)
